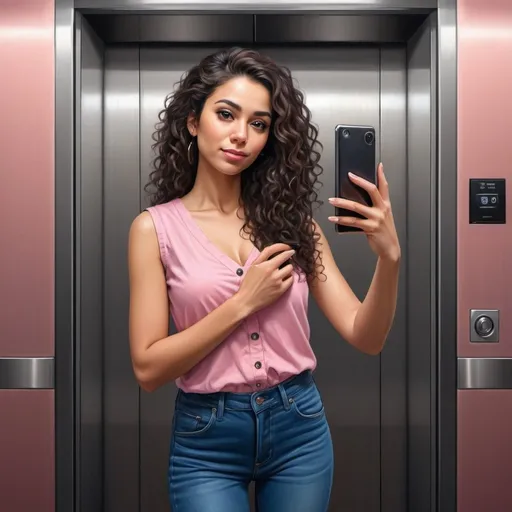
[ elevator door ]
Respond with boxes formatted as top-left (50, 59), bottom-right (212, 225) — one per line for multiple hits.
top-left (101, 45), bottom-right (407, 512)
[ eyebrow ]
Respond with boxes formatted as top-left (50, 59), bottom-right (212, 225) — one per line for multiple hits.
top-left (215, 99), bottom-right (272, 119)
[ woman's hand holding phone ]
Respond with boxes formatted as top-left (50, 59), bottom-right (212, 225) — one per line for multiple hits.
top-left (234, 243), bottom-right (295, 315)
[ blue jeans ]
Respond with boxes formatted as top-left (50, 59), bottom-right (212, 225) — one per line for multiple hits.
top-left (168, 370), bottom-right (334, 512)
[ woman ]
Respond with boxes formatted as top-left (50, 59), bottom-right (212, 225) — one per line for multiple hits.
top-left (128, 47), bottom-right (401, 512)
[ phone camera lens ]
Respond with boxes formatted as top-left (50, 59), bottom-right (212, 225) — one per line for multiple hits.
top-left (364, 131), bottom-right (374, 145)
top-left (342, 129), bottom-right (350, 138)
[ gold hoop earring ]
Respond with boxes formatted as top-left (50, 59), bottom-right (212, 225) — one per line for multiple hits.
top-left (187, 138), bottom-right (197, 165)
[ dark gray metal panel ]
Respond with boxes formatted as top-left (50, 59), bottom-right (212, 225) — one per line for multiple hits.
top-left (86, 14), bottom-right (254, 43)
top-left (406, 17), bottom-right (434, 512)
top-left (436, 1), bottom-right (458, 510)
top-left (55, 0), bottom-right (76, 511)
top-left (77, 14), bottom-right (105, 512)
top-left (103, 46), bottom-right (141, 512)
top-left (75, 0), bottom-right (437, 14)
top-left (85, 13), bottom-right (428, 44)
top-left (255, 14), bottom-right (427, 43)
top-left (0, 358), bottom-right (54, 389)
top-left (264, 46), bottom-right (382, 511)
top-left (458, 358), bottom-right (512, 390)
top-left (379, 46), bottom-right (407, 512)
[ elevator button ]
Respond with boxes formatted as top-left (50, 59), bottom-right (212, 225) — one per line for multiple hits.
top-left (470, 309), bottom-right (499, 343)
top-left (475, 316), bottom-right (494, 337)
top-left (254, 361), bottom-right (262, 369)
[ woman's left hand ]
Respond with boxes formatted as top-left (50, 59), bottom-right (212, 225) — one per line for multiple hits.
top-left (328, 163), bottom-right (401, 262)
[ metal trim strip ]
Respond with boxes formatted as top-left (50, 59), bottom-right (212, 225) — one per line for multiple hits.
top-left (458, 358), bottom-right (512, 390)
top-left (0, 357), bottom-right (55, 389)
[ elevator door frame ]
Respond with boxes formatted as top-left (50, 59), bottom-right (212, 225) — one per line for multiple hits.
top-left (54, 1), bottom-right (457, 511)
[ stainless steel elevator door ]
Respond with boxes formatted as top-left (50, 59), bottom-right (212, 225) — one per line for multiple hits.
top-left (102, 45), bottom-right (407, 512)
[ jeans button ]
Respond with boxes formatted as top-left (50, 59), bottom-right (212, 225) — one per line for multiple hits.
top-left (256, 397), bottom-right (265, 405)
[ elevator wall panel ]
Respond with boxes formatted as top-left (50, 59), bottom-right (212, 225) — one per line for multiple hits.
top-left (406, 18), bottom-right (434, 512)
top-left (379, 46), bottom-right (407, 512)
top-left (77, 15), bottom-right (105, 512)
top-left (457, 1), bottom-right (512, 510)
top-left (103, 46), bottom-right (142, 512)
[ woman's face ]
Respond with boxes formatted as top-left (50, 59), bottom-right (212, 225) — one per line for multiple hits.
top-left (188, 76), bottom-right (272, 176)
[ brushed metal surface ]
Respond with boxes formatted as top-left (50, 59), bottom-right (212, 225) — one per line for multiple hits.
top-left (254, 14), bottom-right (426, 43)
top-left (458, 358), bottom-right (512, 389)
top-left (86, 14), bottom-right (254, 43)
top-left (85, 13), bottom-right (428, 44)
top-left (103, 45), bottom-right (142, 512)
top-left (76, 13), bottom-right (105, 512)
top-left (55, 0), bottom-right (76, 510)
top-left (406, 15), bottom-right (435, 512)
top-left (437, 0), bottom-right (457, 510)
top-left (75, 0), bottom-right (436, 13)
top-left (53, 3), bottom-right (459, 512)
top-left (379, 46), bottom-right (407, 512)
top-left (0, 358), bottom-right (54, 389)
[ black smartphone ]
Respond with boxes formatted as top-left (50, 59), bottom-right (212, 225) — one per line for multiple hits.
top-left (334, 124), bottom-right (378, 233)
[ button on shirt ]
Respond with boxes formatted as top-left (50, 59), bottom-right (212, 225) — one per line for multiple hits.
top-left (145, 198), bottom-right (317, 393)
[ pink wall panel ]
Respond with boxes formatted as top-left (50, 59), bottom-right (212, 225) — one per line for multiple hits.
top-left (458, 390), bottom-right (512, 511)
top-left (458, 1), bottom-right (512, 511)
top-left (457, 0), bottom-right (512, 358)
top-left (0, 0), bottom-right (55, 356)
top-left (0, 391), bottom-right (55, 512)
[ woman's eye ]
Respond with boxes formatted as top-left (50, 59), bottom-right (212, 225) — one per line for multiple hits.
top-left (218, 110), bottom-right (232, 120)
top-left (253, 121), bottom-right (267, 130)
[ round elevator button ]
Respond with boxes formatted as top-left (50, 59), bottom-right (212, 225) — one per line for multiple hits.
top-left (254, 361), bottom-right (262, 369)
top-left (475, 316), bottom-right (494, 337)
top-left (236, 268), bottom-right (244, 276)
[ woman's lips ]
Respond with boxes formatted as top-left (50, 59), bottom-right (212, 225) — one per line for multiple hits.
top-left (221, 149), bottom-right (248, 162)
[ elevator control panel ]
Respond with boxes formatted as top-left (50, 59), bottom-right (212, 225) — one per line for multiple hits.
top-left (470, 309), bottom-right (499, 343)
top-left (469, 179), bottom-right (506, 224)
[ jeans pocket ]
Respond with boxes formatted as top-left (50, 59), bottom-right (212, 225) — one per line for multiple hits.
top-left (173, 403), bottom-right (217, 436)
top-left (289, 384), bottom-right (325, 420)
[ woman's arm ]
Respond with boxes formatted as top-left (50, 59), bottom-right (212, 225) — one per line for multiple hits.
top-left (128, 212), bottom-right (249, 392)
top-left (309, 221), bottom-right (400, 355)
top-left (310, 163), bottom-right (401, 355)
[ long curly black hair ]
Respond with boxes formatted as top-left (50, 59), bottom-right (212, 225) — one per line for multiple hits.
top-left (145, 47), bottom-right (324, 281)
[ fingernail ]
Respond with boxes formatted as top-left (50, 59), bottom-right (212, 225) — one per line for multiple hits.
top-left (328, 216), bottom-right (338, 222)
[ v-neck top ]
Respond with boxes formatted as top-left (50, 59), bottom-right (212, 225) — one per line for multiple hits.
top-left (145, 198), bottom-right (317, 393)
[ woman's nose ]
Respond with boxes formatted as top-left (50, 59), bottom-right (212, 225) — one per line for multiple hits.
top-left (230, 124), bottom-right (248, 144)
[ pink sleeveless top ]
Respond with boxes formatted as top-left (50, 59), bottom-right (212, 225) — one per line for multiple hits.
top-left (145, 198), bottom-right (317, 394)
